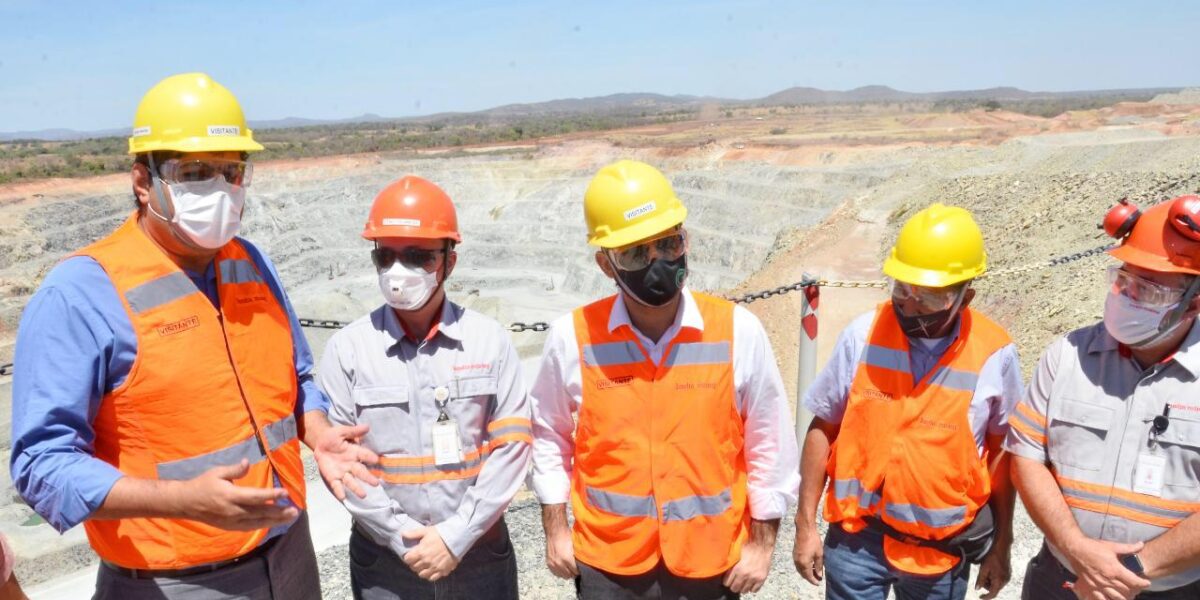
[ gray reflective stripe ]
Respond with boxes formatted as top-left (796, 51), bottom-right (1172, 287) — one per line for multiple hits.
top-left (833, 478), bottom-right (881, 509)
top-left (1063, 486), bottom-right (1191, 522)
top-left (155, 416), bottom-right (296, 481)
top-left (885, 502), bottom-right (967, 529)
top-left (861, 345), bottom-right (910, 374)
top-left (263, 415), bottom-right (298, 451)
top-left (582, 342), bottom-right (643, 367)
top-left (586, 487), bottom-right (657, 518)
top-left (487, 424), bottom-right (532, 439)
top-left (1010, 407), bottom-right (1044, 433)
top-left (126, 272), bottom-right (197, 314)
top-left (664, 342), bottom-right (731, 367)
top-left (157, 436), bottom-right (263, 481)
top-left (662, 488), bottom-right (732, 522)
top-left (931, 367), bottom-right (979, 393)
top-left (376, 453), bottom-right (486, 475)
top-left (219, 259), bottom-right (265, 285)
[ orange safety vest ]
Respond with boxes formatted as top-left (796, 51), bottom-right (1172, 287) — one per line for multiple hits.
top-left (824, 302), bottom-right (1010, 575)
top-left (77, 214), bottom-right (305, 569)
top-left (571, 292), bottom-right (748, 578)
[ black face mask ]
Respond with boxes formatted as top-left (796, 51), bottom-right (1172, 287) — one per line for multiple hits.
top-left (894, 305), bottom-right (959, 339)
top-left (614, 255), bottom-right (688, 307)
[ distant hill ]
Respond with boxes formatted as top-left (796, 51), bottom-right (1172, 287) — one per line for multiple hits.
top-left (1, 85), bottom-right (1186, 142)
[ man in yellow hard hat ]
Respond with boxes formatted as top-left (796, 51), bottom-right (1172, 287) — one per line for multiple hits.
top-left (529, 160), bottom-right (799, 598)
top-left (793, 204), bottom-right (1021, 600)
top-left (10, 73), bottom-right (378, 599)
top-left (1008, 196), bottom-right (1200, 599)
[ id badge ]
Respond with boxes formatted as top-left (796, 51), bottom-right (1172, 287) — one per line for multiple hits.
top-left (431, 419), bottom-right (463, 466)
top-left (1133, 453), bottom-right (1167, 497)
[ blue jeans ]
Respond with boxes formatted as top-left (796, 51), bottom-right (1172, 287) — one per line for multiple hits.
top-left (823, 525), bottom-right (970, 600)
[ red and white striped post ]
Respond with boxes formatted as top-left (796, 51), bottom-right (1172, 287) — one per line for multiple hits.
top-left (796, 277), bottom-right (819, 442)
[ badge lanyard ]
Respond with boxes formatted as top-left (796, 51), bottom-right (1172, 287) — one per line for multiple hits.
top-left (1134, 404), bottom-right (1171, 497)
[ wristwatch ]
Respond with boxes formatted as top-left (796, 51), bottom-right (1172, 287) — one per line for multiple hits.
top-left (1119, 553), bottom-right (1146, 576)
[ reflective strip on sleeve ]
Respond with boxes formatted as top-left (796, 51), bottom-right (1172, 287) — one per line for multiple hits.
top-left (219, 259), bottom-right (266, 285)
top-left (126, 272), bottom-right (198, 314)
top-left (884, 502), bottom-right (968, 529)
top-left (585, 487), bottom-right (658, 518)
top-left (661, 488), bottom-right (733, 522)
top-left (155, 414), bottom-right (298, 481)
top-left (582, 342), bottom-right (644, 367)
top-left (1009, 406), bottom-right (1048, 446)
top-left (1015, 402), bottom-right (1048, 429)
top-left (664, 342), bottom-right (731, 367)
top-left (860, 345), bottom-right (911, 374)
top-left (930, 366), bottom-right (979, 393)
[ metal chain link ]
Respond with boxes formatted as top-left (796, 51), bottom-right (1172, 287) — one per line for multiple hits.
top-left (0, 363), bottom-right (11, 377)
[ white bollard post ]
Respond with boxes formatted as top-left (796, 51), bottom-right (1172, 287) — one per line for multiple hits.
top-left (795, 277), bottom-right (819, 443)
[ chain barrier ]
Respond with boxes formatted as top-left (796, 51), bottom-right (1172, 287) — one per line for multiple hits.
top-left (288, 242), bottom-right (1113, 331)
top-left (0, 363), bottom-right (11, 377)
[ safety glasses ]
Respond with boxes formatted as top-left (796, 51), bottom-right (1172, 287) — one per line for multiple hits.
top-left (158, 158), bottom-right (253, 187)
top-left (891, 280), bottom-right (963, 313)
top-left (607, 231), bottom-right (687, 272)
top-left (371, 246), bottom-right (445, 273)
top-left (1107, 266), bottom-right (1187, 307)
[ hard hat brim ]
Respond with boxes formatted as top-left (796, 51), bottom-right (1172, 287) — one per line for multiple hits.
top-left (882, 255), bottom-right (984, 288)
top-left (1109, 244), bottom-right (1200, 276)
top-left (589, 205), bottom-right (687, 249)
top-left (362, 226), bottom-right (463, 243)
top-left (129, 136), bottom-right (265, 155)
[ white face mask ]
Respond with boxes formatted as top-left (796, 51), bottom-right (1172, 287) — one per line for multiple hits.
top-left (378, 262), bottom-right (439, 311)
top-left (1103, 291), bottom-right (1186, 347)
top-left (157, 177), bottom-right (246, 250)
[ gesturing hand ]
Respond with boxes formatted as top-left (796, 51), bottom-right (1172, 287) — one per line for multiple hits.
top-left (313, 423), bottom-right (381, 500)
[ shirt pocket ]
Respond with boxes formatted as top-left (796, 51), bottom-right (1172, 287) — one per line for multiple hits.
top-left (1048, 399), bottom-right (1113, 472)
top-left (449, 375), bottom-right (498, 448)
top-left (352, 384), bottom-right (418, 455)
top-left (1158, 417), bottom-right (1200, 490)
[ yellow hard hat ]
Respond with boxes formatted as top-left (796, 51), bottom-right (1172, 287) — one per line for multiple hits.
top-left (883, 203), bottom-right (987, 287)
top-left (583, 160), bottom-right (687, 248)
top-left (128, 73), bottom-right (264, 155)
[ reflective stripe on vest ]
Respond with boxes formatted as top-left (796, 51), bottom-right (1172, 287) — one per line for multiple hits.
top-left (664, 342), bottom-right (730, 367)
top-left (585, 486), bottom-right (734, 522)
top-left (125, 272), bottom-right (195, 314)
top-left (583, 341), bottom-right (643, 367)
top-left (884, 503), bottom-right (967, 529)
top-left (219, 259), bottom-right (266, 285)
top-left (156, 415), bottom-right (297, 481)
top-left (833, 477), bottom-right (882, 510)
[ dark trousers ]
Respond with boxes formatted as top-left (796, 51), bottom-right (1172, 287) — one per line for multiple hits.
top-left (93, 512), bottom-right (321, 600)
top-left (575, 560), bottom-right (739, 600)
top-left (1022, 543), bottom-right (1200, 600)
top-left (350, 518), bottom-right (518, 600)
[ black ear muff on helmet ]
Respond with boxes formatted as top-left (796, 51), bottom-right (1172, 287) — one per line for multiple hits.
top-left (1168, 195), bottom-right (1200, 241)
top-left (1102, 197), bottom-right (1142, 240)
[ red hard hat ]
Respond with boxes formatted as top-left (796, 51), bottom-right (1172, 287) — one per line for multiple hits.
top-left (1107, 195), bottom-right (1200, 275)
top-left (362, 176), bottom-right (462, 242)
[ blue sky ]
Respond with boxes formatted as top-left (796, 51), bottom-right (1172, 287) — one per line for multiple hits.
top-left (1, 0), bottom-right (1197, 132)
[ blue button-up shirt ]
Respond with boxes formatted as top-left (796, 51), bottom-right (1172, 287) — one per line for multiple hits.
top-left (10, 237), bottom-right (328, 533)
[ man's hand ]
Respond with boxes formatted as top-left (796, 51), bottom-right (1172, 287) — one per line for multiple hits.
top-left (1065, 538), bottom-right (1150, 600)
top-left (793, 521), bottom-right (824, 585)
top-left (401, 527), bottom-right (460, 581)
top-left (312, 423), bottom-right (380, 500)
top-left (974, 540), bottom-right (1012, 600)
top-left (545, 520), bottom-right (578, 579)
top-left (724, 536), bottom-right (773, 594)
top-left (541, 503), bottom-right (578, 579)
top-left (176, 460), bottom-right (298, 531)
top-left (724, 519), bottom-right (780, 594)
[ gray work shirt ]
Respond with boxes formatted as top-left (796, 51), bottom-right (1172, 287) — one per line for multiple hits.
top-left (318, 300), bottom-right (532, 559)
top-left (1006, 320), bottom-right (1200, 591)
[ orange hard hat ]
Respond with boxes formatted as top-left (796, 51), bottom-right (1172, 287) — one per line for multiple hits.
top-left (362, 176), bottom-right (461, 242)
top-left (1106, 195), bottom-right (1200, 275)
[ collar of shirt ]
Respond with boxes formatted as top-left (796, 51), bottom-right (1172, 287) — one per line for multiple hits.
top-left (1092, 319), bottom-right (1200, 378)
top-left (607, 287), bottom-right (703, 336)
top-left (379, 300), bottom-right (465, 347)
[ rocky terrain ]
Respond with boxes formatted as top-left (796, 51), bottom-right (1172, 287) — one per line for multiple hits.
top-left (4, 100), bottom-right (1200, 598)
